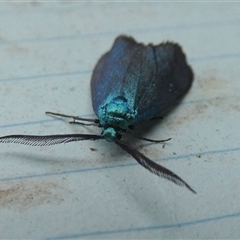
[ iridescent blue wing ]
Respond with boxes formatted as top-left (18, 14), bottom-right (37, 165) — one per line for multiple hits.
top-left (133, 42), bottom-right (193, 123)
top-left (91, 36), bottom-right (142, 114)
top-left (91, 36), bottom-right (193, 124)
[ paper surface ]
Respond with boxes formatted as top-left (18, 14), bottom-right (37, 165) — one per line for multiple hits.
top-left (0, 2), bottom-right (240, 239)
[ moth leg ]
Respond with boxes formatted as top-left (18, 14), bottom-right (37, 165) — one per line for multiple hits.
top-left (68, 121), bottom-right (101, 127)
top-left (68, 121), bottom-right (96, 126)
top-left (46, 111), bottom-right (100, 125)
top-left (151, 116), bottom-right (163, 120)
top-left (133, 136), bottom-right (171, 143)
top-left (127, 125), bottom-right (171, 143)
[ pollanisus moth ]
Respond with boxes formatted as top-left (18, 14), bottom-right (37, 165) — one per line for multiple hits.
top-left (0, 35), bottom-right (196, 193)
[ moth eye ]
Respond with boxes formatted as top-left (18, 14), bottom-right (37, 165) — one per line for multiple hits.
top-left (128, 125), bottom-right (134, 130)
top-left (116, 133), bottom-right (122, 140)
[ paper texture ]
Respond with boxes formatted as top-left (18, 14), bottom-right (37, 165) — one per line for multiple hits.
top-left (0, 2), bottom-right (240, 239)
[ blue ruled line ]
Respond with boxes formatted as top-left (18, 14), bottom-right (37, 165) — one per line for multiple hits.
top-left (0, 52), bottom-right (239, 84)
top-left (0, 6), bottom-right (239, 239)
top-left (0, 146), bottom-right (239, 183)
top-left (47, 210), bottom-right (240, 239)
top-left (0, 70), bottom-right (90, 83)
top-left (0, 19), bottom-right (240, 45)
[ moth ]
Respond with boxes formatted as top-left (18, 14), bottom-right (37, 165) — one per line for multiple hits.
top-left (0, 35), bottom-right (196, 193)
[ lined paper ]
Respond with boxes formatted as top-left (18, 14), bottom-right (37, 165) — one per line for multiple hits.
top-left (0, 2), bottom-right (240, 239)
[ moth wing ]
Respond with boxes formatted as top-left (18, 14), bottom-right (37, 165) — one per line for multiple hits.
top-left (91, 36), bottom-right (193, 123)
top-left (133, 42), bottom-right (193, 123)
top-left (90, 36), bottom-right (145, 115)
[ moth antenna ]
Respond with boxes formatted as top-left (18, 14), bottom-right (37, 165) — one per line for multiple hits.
top-left (115, 139), bottom-right (196, 194)
top-left (0, 134), bottom-right (103, 147)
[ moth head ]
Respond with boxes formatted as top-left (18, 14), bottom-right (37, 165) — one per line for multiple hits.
top-left (102, 127), bottom-right (122, 142)
top-left (98, 96), bottom-right (136, 130)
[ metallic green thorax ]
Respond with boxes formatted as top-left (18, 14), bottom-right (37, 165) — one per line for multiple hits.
top-left (98, 96), bottom-right (136, 141)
